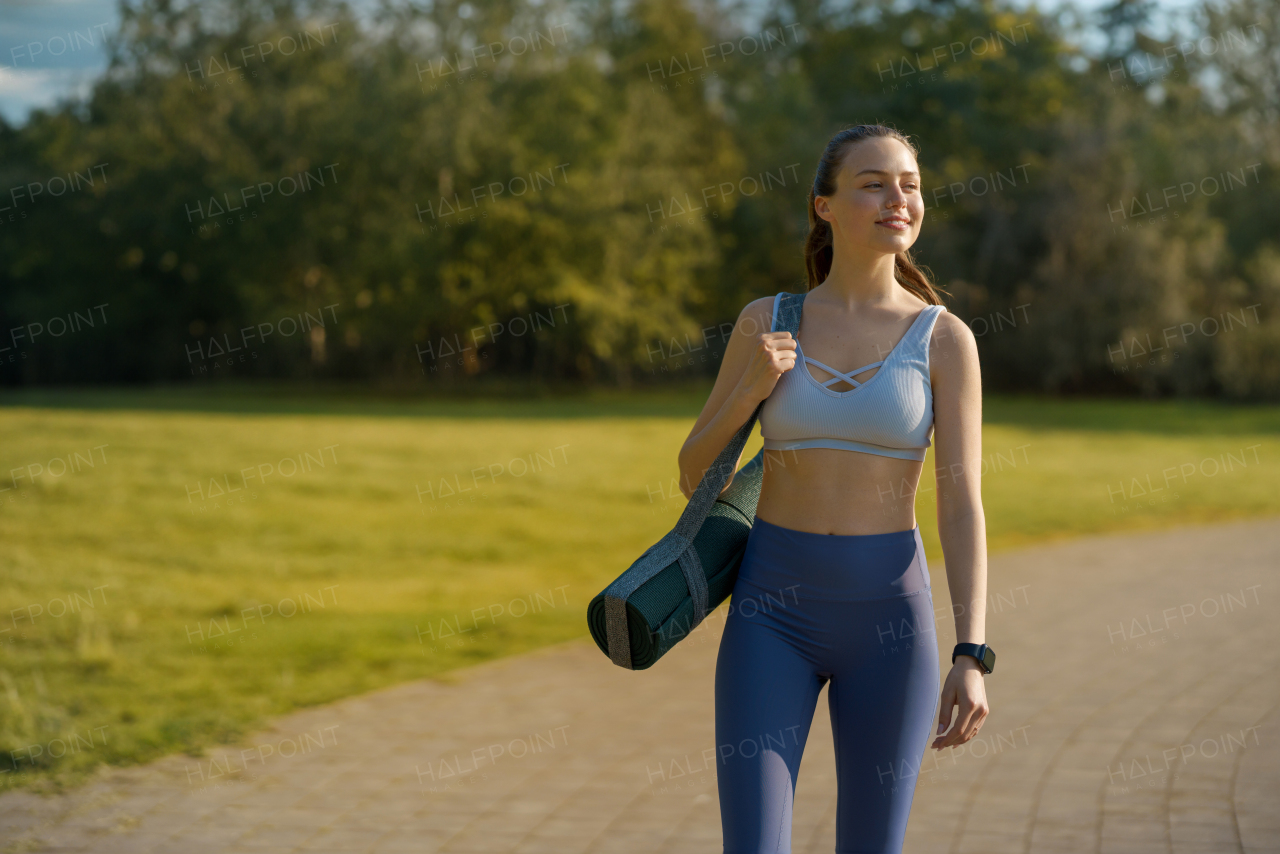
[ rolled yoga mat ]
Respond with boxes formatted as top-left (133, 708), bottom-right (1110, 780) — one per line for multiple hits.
top-left (586, 449), bottom-right (765, 670)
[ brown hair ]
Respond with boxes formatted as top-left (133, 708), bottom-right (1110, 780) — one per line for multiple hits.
top-left (802, 124), bottom-right (947, 305)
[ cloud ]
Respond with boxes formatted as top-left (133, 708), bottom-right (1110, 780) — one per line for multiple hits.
top-left (0, 65), bottom-right (99, 124)
top-left (0, 0), bottom-right (115, 124)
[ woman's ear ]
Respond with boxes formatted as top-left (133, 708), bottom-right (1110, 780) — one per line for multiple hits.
top-left (813, 195), bottom-right (834, 224)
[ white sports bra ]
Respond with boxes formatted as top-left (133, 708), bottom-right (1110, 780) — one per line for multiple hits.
top-left (758, 291), bottom-right (947, 462)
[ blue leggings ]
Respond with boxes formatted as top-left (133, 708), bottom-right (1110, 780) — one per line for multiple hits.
top-left (715, 517), bottom-right (940, 854)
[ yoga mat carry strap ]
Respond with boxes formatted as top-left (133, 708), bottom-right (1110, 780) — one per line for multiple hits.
top-left (601, 290), bottom-right (807, 669)
top-left (601, 401), bottom-right (761, 668)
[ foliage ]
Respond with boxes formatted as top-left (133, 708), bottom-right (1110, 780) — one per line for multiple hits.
top-left (0, 0), bottom-right (1276, 396)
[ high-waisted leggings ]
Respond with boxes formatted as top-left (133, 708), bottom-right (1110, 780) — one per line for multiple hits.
top-left (715, 516), bottom-right (940, 854)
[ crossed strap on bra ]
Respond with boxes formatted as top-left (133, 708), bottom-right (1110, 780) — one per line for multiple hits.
top-left (802, 353), bottom-right (884, 390)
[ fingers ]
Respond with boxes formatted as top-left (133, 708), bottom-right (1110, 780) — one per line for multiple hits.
top-left (940, 707), bottom-right (983, 748)
top-left (765, 343), bottom-right (796, 375)
top-left (964, 682), bottom-right (991, 742)
top-left (931, 710), bottom-right (967, 749)
top-left (931, 699), bottom-right (991, 749)
top-left (931, 686), bottom-right (956, 748)
top-left (951, 705), bottom-right (980, 744)
top-left (754, 336), bottom-right (794, 363)
top-left (771, 358), bottom-right (795, 377)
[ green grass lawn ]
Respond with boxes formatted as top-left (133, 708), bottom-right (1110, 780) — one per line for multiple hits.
top-left (1, 384), bottom-right (1277, 791)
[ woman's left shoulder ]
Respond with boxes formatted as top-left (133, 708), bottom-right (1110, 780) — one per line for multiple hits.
top-left (927, 309), bottom-right (980, 378)
top-left (928, 308), bottom-right (975, 347)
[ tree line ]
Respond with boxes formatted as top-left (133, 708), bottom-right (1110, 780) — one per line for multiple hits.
top-left (1, 0), bottom-right (1277, 397)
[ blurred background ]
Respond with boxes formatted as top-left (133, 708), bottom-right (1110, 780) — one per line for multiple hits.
top-left (0, 0), bottom-right (1278, 847)
top-left (2, 0), bottom-right (1276, 395)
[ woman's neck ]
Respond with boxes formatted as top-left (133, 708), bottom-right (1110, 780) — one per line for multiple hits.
top-left (817, 247), bottom-right (902, 308)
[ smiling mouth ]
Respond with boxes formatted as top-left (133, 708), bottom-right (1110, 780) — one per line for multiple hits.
top-left (877, 217), bottom-right (911, 228)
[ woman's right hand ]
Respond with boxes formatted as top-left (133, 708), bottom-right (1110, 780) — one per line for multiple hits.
top-left (735, 331), bottom-right (798, 404)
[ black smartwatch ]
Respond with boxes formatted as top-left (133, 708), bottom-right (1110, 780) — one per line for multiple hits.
top-left (952, 643), bottom-right (995, 675)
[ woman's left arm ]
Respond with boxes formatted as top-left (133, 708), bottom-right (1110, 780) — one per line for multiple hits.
top-left (927, 310), bottom-right (990, 750)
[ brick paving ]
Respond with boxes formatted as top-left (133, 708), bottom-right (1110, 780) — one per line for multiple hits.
top-left (2, 517), bottom-right (1278, 854)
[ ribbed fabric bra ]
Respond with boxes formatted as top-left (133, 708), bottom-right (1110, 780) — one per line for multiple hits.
top-left (758, 291), bottom-right (948, 462)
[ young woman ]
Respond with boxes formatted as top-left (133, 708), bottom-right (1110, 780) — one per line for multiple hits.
top-left (677, 124), bottom-right (991, 853)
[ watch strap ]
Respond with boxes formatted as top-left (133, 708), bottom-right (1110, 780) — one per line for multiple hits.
top-left (953, 642), bottom-right (995, 674)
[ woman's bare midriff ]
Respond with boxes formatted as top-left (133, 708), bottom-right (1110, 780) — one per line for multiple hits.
top-left (752, 447), bottom-right (923, 535)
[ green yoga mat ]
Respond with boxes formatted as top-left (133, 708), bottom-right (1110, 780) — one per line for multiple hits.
top-left (585, 448), bottom-right (765, 670)
top-left (585, 290), bottom-right (806, 671)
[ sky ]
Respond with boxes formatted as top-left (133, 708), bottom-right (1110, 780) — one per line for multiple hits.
top-left (0, 0), bottom-right (117, 125)
top-left (0, 0), bottom-right (1209, 126)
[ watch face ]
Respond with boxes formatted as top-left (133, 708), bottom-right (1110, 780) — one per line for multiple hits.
top-left (982, 647), bottom-right (996, 673)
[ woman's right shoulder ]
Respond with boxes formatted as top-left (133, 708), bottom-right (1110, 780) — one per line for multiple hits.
top-left (736, 295), bottom-right (779, 336)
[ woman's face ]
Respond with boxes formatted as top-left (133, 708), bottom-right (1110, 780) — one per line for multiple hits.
top-left (814, 136), bottom-right (923, 255)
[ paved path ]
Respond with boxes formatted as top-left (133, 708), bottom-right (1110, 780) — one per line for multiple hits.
top-left (3, 517), bottom-right (1279, 854)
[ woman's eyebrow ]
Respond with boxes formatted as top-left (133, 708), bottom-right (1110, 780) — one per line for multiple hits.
top-left (853, 168), bottom-right (921, 178)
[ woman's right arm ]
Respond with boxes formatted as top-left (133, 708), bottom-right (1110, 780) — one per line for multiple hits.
top-left (676, 296), bottom-right (796, 500)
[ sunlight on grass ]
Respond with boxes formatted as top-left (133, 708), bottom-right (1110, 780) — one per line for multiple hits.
top-left (0, 389), bottom-right (1276, 790)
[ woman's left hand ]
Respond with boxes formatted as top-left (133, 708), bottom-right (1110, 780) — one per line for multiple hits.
top-left (931, 656), bottom-right (989, 749)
